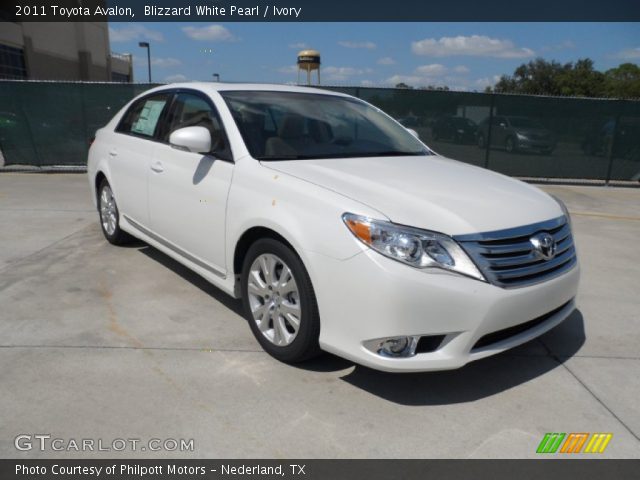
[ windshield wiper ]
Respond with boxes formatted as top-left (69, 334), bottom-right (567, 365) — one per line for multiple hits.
top-left (255, 154), bottom-right (311, 161)
top-left (363, 150), bottom-right (428, 157)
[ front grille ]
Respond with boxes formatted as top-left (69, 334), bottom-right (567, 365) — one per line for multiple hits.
top-left (455, 216), bottom-right (577, 288)
top-left (472, 300), bottom-right (572, 350)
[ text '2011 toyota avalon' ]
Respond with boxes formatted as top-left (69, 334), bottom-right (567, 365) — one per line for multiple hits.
top-left (88, 83), bottom-right (579, 372)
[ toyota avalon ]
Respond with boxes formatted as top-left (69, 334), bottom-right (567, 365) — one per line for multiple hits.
top-left (88, 83), bottom-right (579, 372)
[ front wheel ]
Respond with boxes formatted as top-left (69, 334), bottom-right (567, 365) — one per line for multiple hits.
top-left (505, 136), bottom-right (516, 153)
top-left (241, 238), bottom-right (321, 363)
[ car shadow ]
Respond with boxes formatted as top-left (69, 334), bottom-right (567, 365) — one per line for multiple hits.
top-left (137, 244), bottom-right (244, 317)
top-left (192, 156), bottom-right (215, 185)
top-left (338, 309), bottom-right (585, 405)
top-left (132, 239), bottom-right (585, 405)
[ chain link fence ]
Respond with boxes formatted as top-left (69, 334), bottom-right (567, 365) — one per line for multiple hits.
top-left (1, 81), bottom-right (639, 183)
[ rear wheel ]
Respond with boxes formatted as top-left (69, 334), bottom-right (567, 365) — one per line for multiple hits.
top-left (241, 238), bottom-right (321, 363)
top-left (477, 134), bottom-right (486, 149)
top-left (97, 178), bottom-right (131, 245)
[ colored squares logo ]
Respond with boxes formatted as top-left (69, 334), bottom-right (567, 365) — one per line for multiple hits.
top-left (584, 433), bottom-right (613, 453)
top-left (537, 433), bottom-right (612, 454)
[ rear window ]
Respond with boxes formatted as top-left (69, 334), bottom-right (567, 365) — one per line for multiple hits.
top-left (117, 94), bottom-right (171, 138)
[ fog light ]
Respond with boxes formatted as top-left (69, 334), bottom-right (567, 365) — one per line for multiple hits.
top-left (379, 337), bottom-right (411, 357)
top-left (363, 336), bottom-right (420, 358)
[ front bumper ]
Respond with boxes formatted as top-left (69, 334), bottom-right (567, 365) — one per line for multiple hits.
top-left (305, 247), bottom-right (579, 372)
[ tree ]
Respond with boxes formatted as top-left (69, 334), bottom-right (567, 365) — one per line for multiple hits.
top-left (604, 63), bottom-right (640, 98)
top-left (492, 58), bottom-right (567, 95)
top-left (556, 59), bottom-right (605, 97)
top-left (489, 57), bottom-right (640, 98)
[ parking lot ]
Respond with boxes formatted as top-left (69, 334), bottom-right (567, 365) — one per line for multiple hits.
top-left (0, 173), bottom-right (638, 458)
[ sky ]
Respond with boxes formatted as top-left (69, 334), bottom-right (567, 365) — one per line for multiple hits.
top-left (108, 22), bottom-right (640, 89)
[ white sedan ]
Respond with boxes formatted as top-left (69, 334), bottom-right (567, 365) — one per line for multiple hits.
top-left (88, 83), bottom-right (579, 372)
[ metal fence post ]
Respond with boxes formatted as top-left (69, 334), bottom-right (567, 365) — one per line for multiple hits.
top-left (604, 109), bottom-right (621, 185)
top-left (17, 84), bottom-right (41, 167)
top-left (80, 83), bottom-right (90, 162)
top-left (484, 94), bottom-right (495, 169)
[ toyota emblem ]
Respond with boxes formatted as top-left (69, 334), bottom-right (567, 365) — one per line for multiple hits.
top-left (530, 232), bottom-right (557, 260)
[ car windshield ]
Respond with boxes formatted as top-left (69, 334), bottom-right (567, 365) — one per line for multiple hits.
top-left (220, 90), bottom-right (431, 160)
top-left (508, 117), bottom-right (544, 128)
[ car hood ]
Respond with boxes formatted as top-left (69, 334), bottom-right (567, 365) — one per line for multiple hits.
top-left (264, 155), bottom-right (562, 236)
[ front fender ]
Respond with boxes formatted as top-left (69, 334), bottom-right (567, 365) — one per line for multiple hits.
top-left (226, 157), bottom-right (385, 269)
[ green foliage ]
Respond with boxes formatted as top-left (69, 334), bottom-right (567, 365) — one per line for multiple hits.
top-left (491, 58), bottom-right (640, 98)
top-left (604, 63), bottom-right (640, 98)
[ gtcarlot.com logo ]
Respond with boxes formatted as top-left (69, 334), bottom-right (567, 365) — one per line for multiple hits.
top-left (14, 434), bottom-right (195, 453)
top-left (536, 433), bottom-right (612, 454)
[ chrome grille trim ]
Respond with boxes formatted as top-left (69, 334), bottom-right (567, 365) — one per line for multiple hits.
top-left (454, 216), bottom-right (577, 288)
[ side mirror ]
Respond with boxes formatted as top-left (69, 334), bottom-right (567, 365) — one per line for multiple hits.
top-left (169, 126), bottom-right (211, 154)
top-left (406, 128), bottom-right (420, 139)
top-left (499, 122), bottom-right (507, 129)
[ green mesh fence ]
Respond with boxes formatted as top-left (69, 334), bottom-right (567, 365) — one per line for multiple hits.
top-left (1, 81), bottom-right (639, 182)
top-left (0, 81), bottom-right (159, 167)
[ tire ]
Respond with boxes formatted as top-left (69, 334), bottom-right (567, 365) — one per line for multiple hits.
top-left (477, 134), bottom-right (485, 149)
top-left (241, 238), bottom-right (321, 363)
top-left (505, 137), bottom-right (516, 153)
top-left (97, 178), bottom-right (132, 245)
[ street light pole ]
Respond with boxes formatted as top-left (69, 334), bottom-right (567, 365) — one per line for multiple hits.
top-left (138, 42), bottom-right (151, 82)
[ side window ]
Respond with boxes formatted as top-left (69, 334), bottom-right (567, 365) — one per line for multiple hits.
top-left (165, 93), bottom-right (232, 159)
top-left (166, 93), bottom-right (220, 137)
top-left (116, 93), bottom-right (171, 138)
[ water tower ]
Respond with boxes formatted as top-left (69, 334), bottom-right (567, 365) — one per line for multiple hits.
top-left (297, 49), bottom-right (321, 85)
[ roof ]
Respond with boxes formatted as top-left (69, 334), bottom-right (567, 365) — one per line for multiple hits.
top-left (145, 82), bottom-right (351, 97)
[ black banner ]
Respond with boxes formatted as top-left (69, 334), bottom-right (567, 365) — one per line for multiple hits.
top-left (1, 460), bottom-right (640, 480)
top-left (3, 0), bottom-right (640, 22)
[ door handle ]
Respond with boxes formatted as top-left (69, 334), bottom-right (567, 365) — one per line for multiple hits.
top-left (150, 162), bottom-right (164, 173)
top-left (108, 150), bottom-right (118, 157)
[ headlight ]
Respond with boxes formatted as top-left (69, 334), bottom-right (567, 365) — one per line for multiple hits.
top-left (516, 132), bottom-right (529, 140)
top-left (551, 195), bottom-right (572, 226)
top-left (342, 213), bottom-right (485, 281)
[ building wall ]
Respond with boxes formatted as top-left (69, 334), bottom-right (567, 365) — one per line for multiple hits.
top-left (0, 21), bottom-right (131, 81)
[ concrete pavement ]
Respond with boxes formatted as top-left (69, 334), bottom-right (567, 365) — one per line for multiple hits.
top-left (0, 173), bottom-right (638, 458)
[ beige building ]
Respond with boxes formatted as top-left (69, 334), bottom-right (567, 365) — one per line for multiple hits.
top-left (0, 21), bottom-right (132, 82)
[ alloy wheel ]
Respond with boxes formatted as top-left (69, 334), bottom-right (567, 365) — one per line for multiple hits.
top-left (100, 185), bottom-right (117, 236)
top-left (247, 253), bottom-right (301, 346)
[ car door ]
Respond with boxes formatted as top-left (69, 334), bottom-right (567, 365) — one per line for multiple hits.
top-left (147, 91), bottom-right (234, 277)
top-left (110, 92), bottom-right (172, 227)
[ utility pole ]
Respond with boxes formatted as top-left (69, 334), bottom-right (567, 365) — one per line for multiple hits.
top-left (138, 42), bottom-right (151, 82)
